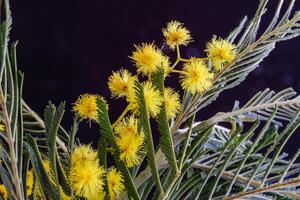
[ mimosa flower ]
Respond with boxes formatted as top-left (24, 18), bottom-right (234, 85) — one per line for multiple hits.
top-left (180, 58), bottom-right (214, 94)
top-left (108, 69), bottom-right (136, 99)
top-left (162, 21), bottom-right (192, 49)
top-left (73, 94), bottom-right (98, 121)
top-left (107, 168), bottom-right (124, 199)
top-left (205, 36), bottom-right (236, 71)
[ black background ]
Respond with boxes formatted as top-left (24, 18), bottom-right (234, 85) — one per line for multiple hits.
top-left (10, 0), bottom-right (300, 153)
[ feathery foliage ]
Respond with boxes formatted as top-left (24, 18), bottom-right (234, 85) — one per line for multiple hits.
top-left (1, 0), bottom-right (300, 199)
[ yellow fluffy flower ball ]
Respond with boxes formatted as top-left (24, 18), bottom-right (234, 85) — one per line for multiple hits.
top-left (26, 170), bottom-right (34, 196)
top-left (163, 87), bottom-right (181, 119)
top-left (127, 82), bottom-right (163, 117)
top-left (0, 185), bottom-right (7, 200)
top-left (131, 43), bottom-right (169, 76)
top-left (73, 94), bottom-right (98, 121)
top-left (205, 36), bottom-right (237, 71)
top-left (107, 168), bottom-right (125, 199)
top-left (108, 69), bottom-right (136, 99)
top-left (162, 20), bottom-right (192, 49)
top-left (114, 115), bottom-right (139, 135)
top-left (180, 58), bottom-right (214, 94)
top-left (0, 123), bottom-right (5, 131)
top-left (70, 145), bottom-right (98, 166)
top-left (69, 145), bottom-right (105, 199)
top-left (115, 116), bottom-right (144, 167)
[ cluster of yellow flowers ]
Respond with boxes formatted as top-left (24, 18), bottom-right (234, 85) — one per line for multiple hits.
top-left (69, 20), bottom-right (237, 200)
top-left (69, 145), bottom-right (124, 200)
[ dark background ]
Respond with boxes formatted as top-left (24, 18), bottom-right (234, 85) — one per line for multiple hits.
top-left (9, 0), bottom-right (300, 153)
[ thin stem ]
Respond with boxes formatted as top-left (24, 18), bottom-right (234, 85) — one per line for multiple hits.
top-left (163, 172), bottom-right (180, 200)
top-left (0, 88), bottom-right (23, 199)
top-left (178, 114), bottom-right (195, 170)
top-left (176, 44), bottom-right (180, 59)
top-left (111, 105), bottom-right (130, 128)
top-left (224, 178), bottom-right (300, 200)
top-left (179, 58), bottom-right (190, 62)
top-left (171, 69), bottom-right (186, 75)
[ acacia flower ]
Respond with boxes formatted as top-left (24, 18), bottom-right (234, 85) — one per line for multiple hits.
top-left (107, 168), bottom-right (125, 199)
top-left (0, 122), bottom-right (5, 131)
top-left (205, 36), bottom-right (237, 71)
top-left (162, 21), bottom-right (192, 49)
top-left (71, 144), bottom-right (98, 166)
top-left (73, 94), bottom-right (98, 121)
top-left (164, 87), bottom-right (181, 119)
top-left (130, 43), bottom-right (168, 76)
top-left (115, 117), bottom-right (144, 167)
top-left (180, 58), bottom-right (214, 94)
top-left (114, 115), bottom-right (139, 135)
top-left (69, 145), bottom-right (105, 199)
top-left (108, 69), bottom-right (136, 99)
top-left (127, 82), bottom-right (163, 117)
top-left (0, 185), bottom-right (7, 200)
top-left (27, 170), bottom-right (34, 196)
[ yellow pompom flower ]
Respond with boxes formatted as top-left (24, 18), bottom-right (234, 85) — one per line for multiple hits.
top-left (0, 185), bottom-right (7, 200)
top-left (131, 43), bottom-right (167, 76)
top-left (69, 145), bottom-right (105, 199)
top-left (116, 132), bottom-right (145, 168)
top-left (115, 117), bottom-right (144, 167)
top-left (163, 88), bottom-right (181, 119)
top-left (73, 94), bottom-right (98, 121)
top-left (71, 145), bottom-right (98, 166)
top-left (162, 21), bottom-right (192, 49)
top-left (205, 36), bottom-right (237, 71)
top-left (127, 82), bottom-right (163, 117)
top-left (88, 189), bottom-right (106, 200)
top-left (180, 58), bottom-right (214, 94)
top-left (107, 168), bottom-right (125, 199)
top-left (108, 69), bottom-right (136, 99)
top-left (0, 123), bottom-right (5, 131)
top-left (27, 170), bottom-right (34, 196)
top-left (114, 115), bottom-right (139, 135)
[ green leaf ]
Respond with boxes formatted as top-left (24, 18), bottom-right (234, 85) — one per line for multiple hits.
top-left (151, 68), bottom-right (179, 174)
top-left (44, 102), bottom-right (71, 196)
top-left (25, 135), bottom-right (60, 199)
top-left (134, 81), bottom-right (164, 196)
top-left (96, 96), bottom-right (140, 200)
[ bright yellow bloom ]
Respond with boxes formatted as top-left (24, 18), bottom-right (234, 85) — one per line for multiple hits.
top-left (163, 88), bottom-right (181, 119)
top-left (115, 117), bottom-right (144, 167)
top-left (27, 170), bottom-right (34, 196)
top-left (162, 21), bottom-right (192, 49)
top-left (205, 36), bottom-right (237, 71)
top-left (88, 189), bottom-right (106, 200)
top-left (0, 185), bottom-right (7, 200)
top-left (181, 58), bottom-right (214, 94)
top-left (71, 145), bottom-right (98, 166)
top-left (69, 145), bottom-right (105, 199)
top-left (114, 115), bottom-right (139, 136)
top-left (107, 168), bottom-right (125, 199)
top-left (127, 82), bottom-right (163, 117)
top-left (73, 94), bottom-right (98, 121)
top-left (131, 43), bottom-right (167, 76)
top-left (108, 69), bottom-right (136, 99)
top-left (0, 123), bottom-right (5, 131)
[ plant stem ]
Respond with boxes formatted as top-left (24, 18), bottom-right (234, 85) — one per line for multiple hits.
top-left (224, 178), bottom-right (300, 200)
top-left (0, 88), bottom-right (23, 199)
top-left (178, 114), bottom-right (195, 170)
top-left (111, 105), bottom-right (130, 128)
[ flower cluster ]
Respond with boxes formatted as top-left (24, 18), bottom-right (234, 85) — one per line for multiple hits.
top-left (69, 20), bottom-right (236, 200)
top-left (69, 145), bottom-right (124, 200)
